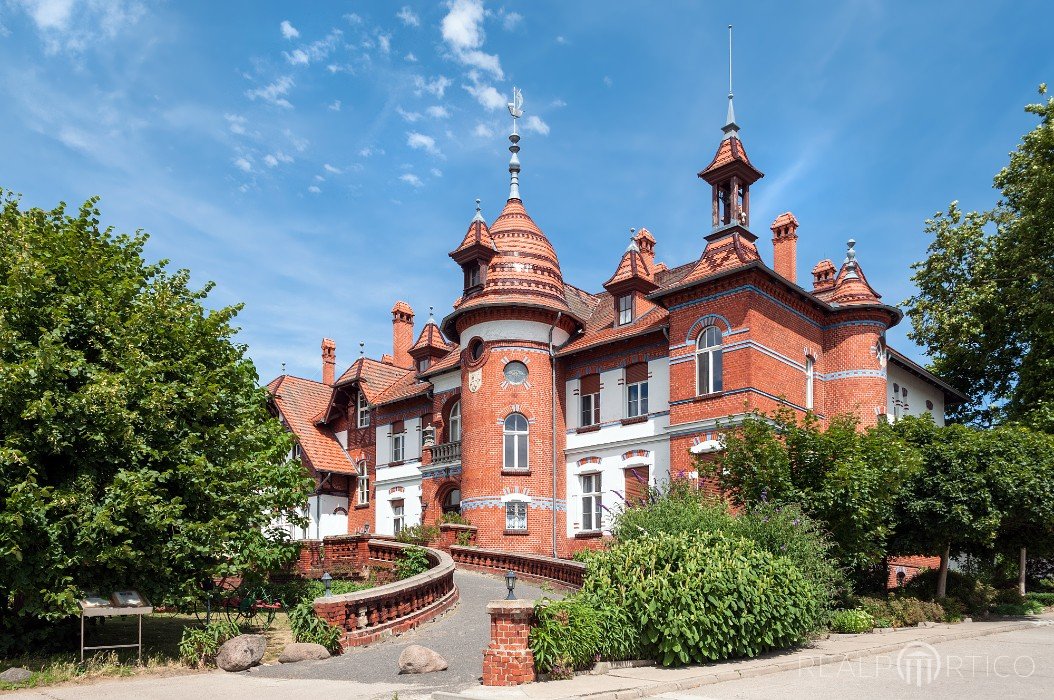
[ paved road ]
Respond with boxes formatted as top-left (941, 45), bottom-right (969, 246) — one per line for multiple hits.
top-left (657, 624), bottom-right (1054, 700)
top-left (249, 568), bottom-right (557, 695)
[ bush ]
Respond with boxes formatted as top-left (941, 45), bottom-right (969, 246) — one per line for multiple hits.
top-left (582, 531), bottom-right (823, 666)
top-left (289, 598), bottom-right (343, 653)
top-left (455, 530), bottom-right (475, 547)
top-left (393, 546), bottom-right (431, 580)
top-left (178, 620), bottom-right (241, 667)
top-left (830, 609), bottom-right (873, 633)
top-left (992, 600), bottom-right (1044, 616)
top-left (1026, 592), bottom-right (1054, 607)
top-left (611, 479), bottom-right (733, 543)
top-left (858, 596), bottom-right (945, 627)
top-left (530, 598), bottom-right (602, 673)
top-left (902, 568), bottom-right (996, 615)
top-left (395, 524), bottom-right (439, 545)
top-left (441, 512), bottom-right (471, 525)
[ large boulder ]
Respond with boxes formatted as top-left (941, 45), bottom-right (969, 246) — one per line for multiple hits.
top-left (0, 667), bottom-right (32, 684)
top-left (216, 634), bottom-right (267, 672)
top-left (398, 645), bottom-right (448, 674)
top-left (278, 642), bottom-right (331, 663)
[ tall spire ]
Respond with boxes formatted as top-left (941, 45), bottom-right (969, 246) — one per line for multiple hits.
top-left (722, 24), bottom-right (739, 139)
top-left (507, 86), bottom-right (524, 200)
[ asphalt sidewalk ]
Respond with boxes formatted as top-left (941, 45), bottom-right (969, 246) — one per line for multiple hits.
top-left (436, 613), bottom-right (1054, 700)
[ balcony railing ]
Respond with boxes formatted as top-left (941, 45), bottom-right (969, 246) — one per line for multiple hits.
top-left (431, 441), bottom-right (462, 464)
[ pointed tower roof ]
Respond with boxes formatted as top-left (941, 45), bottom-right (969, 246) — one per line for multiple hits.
top-left (409, 309), bottom-right (452, 358)
top-left (604, 234), bottom-right (659, 294)
top-left (449, 198), bottom-right (496, 264)
top-left (826, 239), bottom-right (883, 305)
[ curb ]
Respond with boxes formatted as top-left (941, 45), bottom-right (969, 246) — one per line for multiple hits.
top-left (433, 619), bottom-right (1045, 700)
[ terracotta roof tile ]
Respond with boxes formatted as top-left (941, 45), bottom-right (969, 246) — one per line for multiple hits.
top-left (334, 357), bottom-right (409, 402)
top-left (372, 371), bottom-right (431, 407)
top-left (419, 347), bottom-right (462, 378)
top-left (409, 320), bottom-right (454, 356)
top-left (268, 375), bottom-right (357, 475)
top-left (603, 242), bottom-right (659, 292)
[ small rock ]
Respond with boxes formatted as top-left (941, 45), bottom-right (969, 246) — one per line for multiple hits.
top-left (962, 617), bottom-right (973, 623)
top-left (0, 668), bottom-right (32, 684)
top-left (278, 642), bottom-right (331, 663)
top-left (216, 634), bottom-right (267, 672)
top-left (917, 621), bottom-right (938, 628)
top-left (398, 644), bottom-right (448, 674)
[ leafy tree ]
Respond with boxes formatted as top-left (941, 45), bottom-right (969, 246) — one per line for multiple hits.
top-left (891, 416), bottom-right (1001, 598)
top-left (986, 424), bottom-right (1054, 595)
top-left (905, 86), bottom-right (1054, 424)
top-left (0, 192), bottom-right (312, 651)
top-left (700, 409), bottom-right (919, 574)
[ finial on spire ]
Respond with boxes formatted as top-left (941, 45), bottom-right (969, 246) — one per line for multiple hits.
top-left (281, 361), bottom-right (286, 375)
top-left (472, 197), bottom-right (484, 222)
top-left (723, 24), bottom-right (739, 139)
top-left (428, 305), bottom-right (435, 322)
top-left (359, 341), bottom-right (365, 358)
top-left (507, 87), bottom-right (523, 200)
top-left (844, 239), bottom-right (859, 278)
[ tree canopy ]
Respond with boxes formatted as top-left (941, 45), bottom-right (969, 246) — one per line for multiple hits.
top-left (0, 192), bottom-right (311, 649)
top-left (905, 86), bottom-right (1054, 425)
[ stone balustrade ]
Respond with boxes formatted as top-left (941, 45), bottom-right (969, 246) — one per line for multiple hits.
top-left (450, 545), bottom-right (586, 591)
top-left (430, 440), bottom-right (462, 464)
top-left (312, 539), bottom-right (458, 648)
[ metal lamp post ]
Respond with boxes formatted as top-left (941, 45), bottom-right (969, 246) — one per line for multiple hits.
top-left (505, 570), bottom-right (517, 600)
top-left (322, 571), bottom-right (333, 597)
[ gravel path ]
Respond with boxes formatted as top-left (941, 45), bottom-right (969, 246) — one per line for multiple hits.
top-left (250, 569), bottom-right (559, 696)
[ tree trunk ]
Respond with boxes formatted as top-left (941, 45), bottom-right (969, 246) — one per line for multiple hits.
top-left (936, 543), bottom-right (951, 598)
top-left (1019, 546), bottom-right (1027, 597)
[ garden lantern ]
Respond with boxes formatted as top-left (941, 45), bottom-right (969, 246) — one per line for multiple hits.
top-left (322, 571), bottom-right (333, 597)
top-left (505, 570), bottom-right (517, 600)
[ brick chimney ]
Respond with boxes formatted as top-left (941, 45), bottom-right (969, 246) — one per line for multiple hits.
top-left (632, 227), bottom-right (656, 270)
top-left (391, 301), bottom-right (415, 369)
top-left (321, 338), bottom-right (336, 385)
top-left (770, 212), bottom-right (799, 284)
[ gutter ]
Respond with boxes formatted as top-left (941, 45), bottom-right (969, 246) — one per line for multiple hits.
top-left (548, 311), bottom-right (563, 558)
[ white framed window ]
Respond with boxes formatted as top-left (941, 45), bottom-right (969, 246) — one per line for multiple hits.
top-left (392, 499), bottom-right (405, 534)
top-left (505, 501), bottom-right (527, 531)
top-left (503, 413), bottom-right (529, 471)
top-left (625, 363), bottom-right (649, 418)
top-left (356, 462), bottom-right (370, 505)
top-left (581, 473), bottom-right (602, 531)
top-left (448, 401), bottom-right (461, 443)
top-left (293, 443), bottom-right (302, 459)
top-left (417, 358), bottom-right (429, 373)
top-left (617, 294), bottom-right (633, 325)
top-left (805, 356), bottom-right (815, 410)
top-left (696, 326), bottom-right (723, 395)
top-left (579, 374), bottom-right (600, 426)
top-left (357, 392), bottom-right (370, 428)
top-left (391, 421), bottom-right (405, 462)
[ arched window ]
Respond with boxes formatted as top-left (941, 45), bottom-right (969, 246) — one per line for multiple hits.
top-left (503, 412), bottom-right (529, 471)
top-left (805, 355), bottom-right (815, 410)
top-left (696, 326), bottom-right (723, 395)
top-left (442, 488), bottom-right (461, 514)
top-left (448, 401), bottom-right (461, 443)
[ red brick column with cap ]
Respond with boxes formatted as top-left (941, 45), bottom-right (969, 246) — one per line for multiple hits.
top-left (482, 599), bottom-right (536, 686)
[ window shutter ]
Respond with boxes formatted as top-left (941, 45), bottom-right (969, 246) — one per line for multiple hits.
top-left (625, 362), bottom-right (648, 384)
top-left (624, 466), bottom-right (650, 506)
top-left (580, 373), bottom-right (600, 394)
top-left (392, 419), bottom-right (405, 434)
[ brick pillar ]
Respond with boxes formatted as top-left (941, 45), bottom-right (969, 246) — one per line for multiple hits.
top-left (321, 338), bottom-right (336, 385)
top-left (770, 212), bottom-right (799, 284)
top-left (483, 600), bottom-right (536, 686)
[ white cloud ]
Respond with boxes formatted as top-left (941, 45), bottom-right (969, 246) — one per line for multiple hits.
top-left (246, 75), bottom-right (295, 109)
top-left (524, 115), bottom-right (549, 135)
top-left (283, 29), bottom-right (343, 66)
top-left (399, 173), bottom-right (424, 187)
top-left (472, 122), bottom-right (493, 138)
top-left (430, 168), bottom-right (443, 178)
top-left (502, 11), bottom-right (523, 30)
top-left (603, 75), bottom-right (613, 87)
top-left (359, 146), bottom-right (383, 158)
top-left (404, 52), bottom-right (418, 62)
top-left (550, 99), bottom-right (567, 108)
top-left (397, 106), bottom-right (422, 123)
top-left (376, 32), bottom-right (391, 54)
top-left (426, 105), bottom-right (450, 119)
top-left (463, 80), bottom-right (506, 111)
top-left (263, 151), bottom-right (294, 168)
top-left (328, 99), bottom-right (342, 111)
top-left (280, 20), bottom-right (299, 39)
top-left (407, 132), bottom-right (441, 157)
top-left (413, 75), bottom-right (452, 98)
top-left (396, 6), bottom-right (419, 27)
top-left (440, 0), bottom-right (503, 79)
top-left (555, 35), bottom-right (567, 45)
top-left (15, 0), bottom-right (145, 54)
top-left (344, 13), bottom-right (362, 24)
top-left (308, 185), bottom-right (321, 194)
top-left (233, 157), bottom-right (253, 173)
top-left (323, 163), bottom-right (342, 174)
top-left (284, 128), bottom-right (309, 152)
top-left (225, 113), bottom-right (247, 134)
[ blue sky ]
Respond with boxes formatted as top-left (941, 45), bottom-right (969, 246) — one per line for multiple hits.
top-left (1, 1), bottom-right (1051, 384)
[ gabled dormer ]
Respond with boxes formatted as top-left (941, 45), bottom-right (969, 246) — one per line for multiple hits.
top-left (408, 310), bottom-right (452, 374)
top-left (603, 229), bottom-right (660, 326)
top-left (449, 199), bottom-right (496, 297)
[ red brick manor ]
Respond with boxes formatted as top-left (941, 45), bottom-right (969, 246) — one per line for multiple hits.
top-left (266, 90), bottom-right (963, 558)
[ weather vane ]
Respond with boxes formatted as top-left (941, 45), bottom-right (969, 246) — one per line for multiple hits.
top-left (507, 87), bottom-right (524, 199)
top-left (508, 87), bottom-right (524, 127)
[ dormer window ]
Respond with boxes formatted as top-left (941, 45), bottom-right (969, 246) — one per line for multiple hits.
top-left (464, 263), bottom-right (482, 289)
top-left (617, 294), bottom-right (633, 325)
top-left (417, 358), bottom-right (430, 373)
top-left (357, 391), bottom-right (370, 428)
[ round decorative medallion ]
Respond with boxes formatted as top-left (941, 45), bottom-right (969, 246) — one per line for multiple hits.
top-left (503, 361), bottom-right (529, 385)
